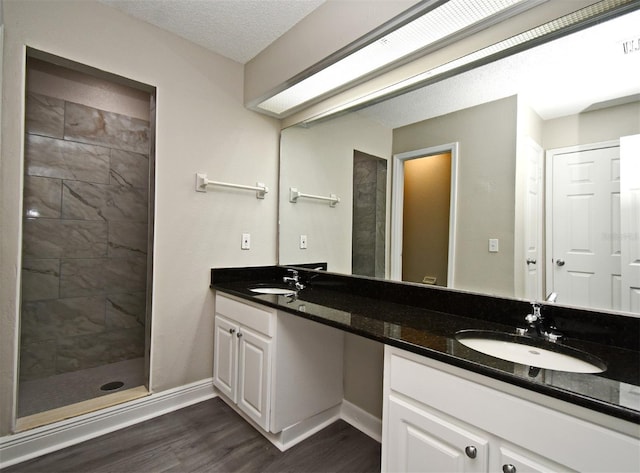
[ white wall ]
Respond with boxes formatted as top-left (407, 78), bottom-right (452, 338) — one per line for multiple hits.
top-left (279, 112), bottom-right (392, 273)
top-left (279, 112), bottom-right (392, 418)
top-left (0, 0), bottom-right (280, 435)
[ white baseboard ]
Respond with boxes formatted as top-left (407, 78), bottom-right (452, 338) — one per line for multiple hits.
top-left (340, 399), bottom-right (382, 443)
top-left (0, 378), bottom-right (216, 469)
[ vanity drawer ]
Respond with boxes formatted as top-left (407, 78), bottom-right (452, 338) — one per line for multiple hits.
top-left (215, 294), bottom-right (275, 337)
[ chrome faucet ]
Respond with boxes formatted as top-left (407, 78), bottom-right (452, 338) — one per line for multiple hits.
top-left (523, 302), bottom-right (563, 342)
top-left (283, 269), bottom-right (305, 291)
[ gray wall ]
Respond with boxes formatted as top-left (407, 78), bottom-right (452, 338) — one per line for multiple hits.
top-left (393, 96), bottom-right (518, 297)
top-left (543, 101), bottom-right (640, 150)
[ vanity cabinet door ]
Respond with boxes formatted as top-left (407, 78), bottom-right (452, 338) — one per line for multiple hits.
top-left (237, 326), bottom-right (272, 431)
top-left (386, 395), bottom-right (489, 473)
top-left (498, 445), bottom-right (575, 473)
top-left (213, 315), bottom-right (239, 402)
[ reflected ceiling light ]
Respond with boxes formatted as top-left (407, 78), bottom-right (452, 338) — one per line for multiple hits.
top-left (301, 0), bottom-right (638, 124)
top-left (256, 0), bottom-right (535, 116)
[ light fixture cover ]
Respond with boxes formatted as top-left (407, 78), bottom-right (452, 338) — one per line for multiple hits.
top-left (256, 0), bottom-right (528, 116)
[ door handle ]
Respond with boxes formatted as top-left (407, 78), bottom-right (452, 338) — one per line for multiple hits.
top-left (526, 258), bottom-right (536, 265)
top-left (556, 259), bottom-right (565, 267)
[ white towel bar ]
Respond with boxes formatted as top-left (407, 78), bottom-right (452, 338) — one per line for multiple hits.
top-left (195, 173), bottom-right (268, 199)
top-left (289, 187), bottom-right (340, 207)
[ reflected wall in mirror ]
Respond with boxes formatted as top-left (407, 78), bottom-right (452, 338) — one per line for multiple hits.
top-left (279, 8), bottom-right (640, 315)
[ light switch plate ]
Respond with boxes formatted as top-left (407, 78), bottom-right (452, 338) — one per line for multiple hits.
top-left (300, 234), bottom-right (308, 249)
top-left (489, 238), bottom-right (499, 253)
top-left (242, 233), bottom-right (251, 250)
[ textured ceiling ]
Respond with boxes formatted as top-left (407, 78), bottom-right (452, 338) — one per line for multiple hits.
top-left (99, 0), bottom-right (326, 64)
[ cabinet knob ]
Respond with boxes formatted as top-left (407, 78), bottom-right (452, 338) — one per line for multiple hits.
top-left (229, 328), bottom-right (236, 335)
top-left (502, 464), bottom-right (517, 473)
top-left (237, 332), bottom-right (243, 338)
top-left (464, 446), bottom-right (477, 459)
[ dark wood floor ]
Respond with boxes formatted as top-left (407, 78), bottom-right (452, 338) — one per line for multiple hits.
top-left (5, 397), bottom-right (381, 473)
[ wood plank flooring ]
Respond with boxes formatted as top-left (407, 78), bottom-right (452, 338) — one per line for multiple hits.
top-left (5, 397), bottom-right (382, 473)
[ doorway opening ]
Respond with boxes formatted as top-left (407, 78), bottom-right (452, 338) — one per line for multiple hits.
top-left (17, 49), bottom-right (155, 427)
top-left (391, 143), bottom-right (458, 286)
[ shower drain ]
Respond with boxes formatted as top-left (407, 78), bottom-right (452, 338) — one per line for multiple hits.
top-left (100, 381), bottom-right (125, 391)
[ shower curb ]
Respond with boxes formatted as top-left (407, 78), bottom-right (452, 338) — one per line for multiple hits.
top-left (0, 378), bottom-right (216, 469)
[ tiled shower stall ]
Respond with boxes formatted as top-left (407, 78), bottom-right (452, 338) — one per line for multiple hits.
top-left (352, 151), bottom-right (387, 278)
top-left (18, 65), bottom-right (152, 416)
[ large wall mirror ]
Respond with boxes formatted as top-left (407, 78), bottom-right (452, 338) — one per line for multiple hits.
top-left (279, 6), bottom-right (640, 316)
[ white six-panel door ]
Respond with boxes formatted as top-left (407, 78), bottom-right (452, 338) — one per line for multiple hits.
top-left (550, 144), bottom-right (621, 310)
top-left (523, 137), bottom-right (544, 301)
top-left (620, 134), bottom-right (640, 313)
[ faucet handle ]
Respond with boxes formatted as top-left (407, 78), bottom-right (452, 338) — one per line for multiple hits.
top-left (525, 302), bottom-right (542, 324)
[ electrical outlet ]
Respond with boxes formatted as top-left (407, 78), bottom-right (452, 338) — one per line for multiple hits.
top-left (241, 233), bottom-right (251, 250)
top-left (488, 238), bottom-right (499, 253)
top-left (300, 235), bottom-right (307, 249)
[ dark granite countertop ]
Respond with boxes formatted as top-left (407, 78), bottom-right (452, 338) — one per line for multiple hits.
top-left (210, 265), bottom-right (640, 425)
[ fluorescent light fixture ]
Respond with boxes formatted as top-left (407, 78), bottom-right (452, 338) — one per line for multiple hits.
top-left (256, 0), bottom-right (531, 116)
top-left (301, 0), bottom-right (637, 124)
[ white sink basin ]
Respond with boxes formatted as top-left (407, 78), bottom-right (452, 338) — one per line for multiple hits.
top-left (249, 286), bottom-right (296, 296)
top-left (455, 330), bottom-right (606, 374)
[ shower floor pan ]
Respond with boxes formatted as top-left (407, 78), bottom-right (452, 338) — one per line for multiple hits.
top-left (17, 357), bottom-right (145, 418)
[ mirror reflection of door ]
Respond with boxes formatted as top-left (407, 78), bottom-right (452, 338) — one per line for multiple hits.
top-left (522, 137), bottom-right (544, 301)
top-left (547, 136), bottom-right (639, 313)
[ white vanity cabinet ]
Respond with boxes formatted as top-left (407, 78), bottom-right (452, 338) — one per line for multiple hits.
top-left (382, 346), bottom-right (640, 473)
top-left (213, 296), bottom-right (274, 430)
top-left (213, 293), bottom-right (344, 449)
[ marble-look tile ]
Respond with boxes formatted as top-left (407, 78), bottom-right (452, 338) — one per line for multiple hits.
top-left (25, 93), bottom-right (64, 139)
top-left (107, 185), bottom-right (147, 222)
top-left (61, 181), bottom-right (107, 221)
top-left (19, 340), bottom-right (57, 381)
top-left (352, 155), bottom-right (387, 278)
top-left (25, 134), bottom-right (111, 184)
top-left (56, 327), bottom-right (145, 373)
top-left (59, 257), bottom-right (147, 297)
top-left (23, 175), bottom-right (62, 218)
top-left (105, 257), bottom-right (147, 293)
top-left (20, 296), bottom-right (105, 345)
top-left (62, 181), bottom-right (147, 222)
top-left (22, 219), bottom-right (107, 258)
top-left (21, 258), bottom-right (60, 302)
top-left (108, 221), bottom-right (148, 257)
top-left (110, 149), bottom-right (149, 188)
top-left (64, 102), bottom-right (150, 155)
top-left (59, 258), bottom-right (107, 297)
top-left (106, 292), bottom-right (146, 328)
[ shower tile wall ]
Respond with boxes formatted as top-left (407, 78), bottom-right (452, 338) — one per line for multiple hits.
top-left (20, 92), bottom-right (149, 381)
top-left (352, 153), bottom-right (387, 278)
